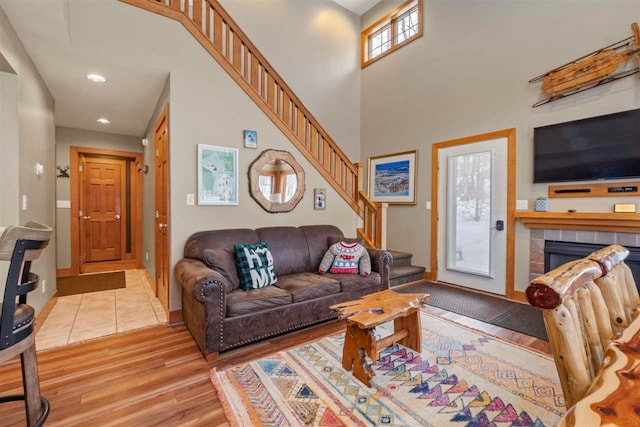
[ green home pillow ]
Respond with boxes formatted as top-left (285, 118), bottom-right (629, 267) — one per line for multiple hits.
top-left (234, 240), bottom-right (277, 290)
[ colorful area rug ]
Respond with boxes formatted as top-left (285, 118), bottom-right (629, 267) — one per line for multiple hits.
top-left (212, 312), bottom-right (565, 426)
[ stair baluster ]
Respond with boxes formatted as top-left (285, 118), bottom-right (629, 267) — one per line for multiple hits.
top-left (123, 0), bottom-right (386, 246)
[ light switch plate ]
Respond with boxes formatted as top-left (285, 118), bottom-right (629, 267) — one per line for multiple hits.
top-left (186, 193), bottom-right (195, 206)
top-left (57, 200), bottom-right (71, 209)
top-left (425, 201), bottom-right (431, 210)
top-left (516, 199), bottom-right (528, 210)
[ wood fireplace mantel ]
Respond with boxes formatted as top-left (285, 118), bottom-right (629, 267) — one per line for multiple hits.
top-left (514, 212), bottom-right (640, 233)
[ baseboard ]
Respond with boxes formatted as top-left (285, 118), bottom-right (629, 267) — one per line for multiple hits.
top-left (56, 268), bottom-right (73, 278)
top-left (35, 291), bottom-right (58, 335)
top-left (508, 290), bottom-right (528, 303)
top-left (393, 279), bottom-right (427, 289)
top-left (142, 268), bottom-right (155, 292)
top-left (81, 259), bottom-right (137, 273)
top-left (169, 309), bottom-right (183, 325)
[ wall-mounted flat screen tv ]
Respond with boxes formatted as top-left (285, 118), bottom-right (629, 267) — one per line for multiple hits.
top-left (533, 108), bottom-right (640, 183)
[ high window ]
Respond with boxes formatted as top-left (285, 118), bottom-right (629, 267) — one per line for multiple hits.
top-left (361, 0), bottom-right (423, 68)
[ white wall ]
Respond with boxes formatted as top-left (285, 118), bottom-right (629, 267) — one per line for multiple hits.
top-left (67, 0), bottom-right (361, 311)
top-left (219, 0), bottom-right (362, 160)
top-left (0, 68), bottom-right (19, 228)
top-left (361, 0), bottom-right (640, 292)
top-left (0, 65), bottom-right (19, 301)
top-left (0, 6), bottom-right (56, 312)
top-left (54, 126), bottom-right (143, 269)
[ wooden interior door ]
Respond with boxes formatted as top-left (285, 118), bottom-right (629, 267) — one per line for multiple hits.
top-left (81, 157), bottom-right (126, 267)
top-left (154, 106), bottom-right (170, 311)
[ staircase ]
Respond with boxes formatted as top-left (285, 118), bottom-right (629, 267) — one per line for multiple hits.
top-left (388, 250), bottom-right (426, 287)
top-left (122, 0), bottom-right (386, 247)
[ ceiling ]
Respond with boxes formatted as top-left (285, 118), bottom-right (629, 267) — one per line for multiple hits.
top-left (0, 0), bottom-right (378, 137)
top-left (331, 0), bottom-right (381, 15)
top-left (1, 0), bottom-right (169, 137)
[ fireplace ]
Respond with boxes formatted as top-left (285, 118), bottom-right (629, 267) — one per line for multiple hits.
top-left (528, 228), bottom-right (640, 284)
top-left (544, 240), bottom-right (640, 292)
top-left (517, 212), bottom-right (640, 293)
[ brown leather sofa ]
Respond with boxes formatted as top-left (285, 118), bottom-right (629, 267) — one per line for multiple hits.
top-left (175, 225), bottom-right (392, 359)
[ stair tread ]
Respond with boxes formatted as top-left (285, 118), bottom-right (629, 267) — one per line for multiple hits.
top-left (387, 250), bottom-right (413, 260)
top-left (389, 264), bottom-right (426, 279)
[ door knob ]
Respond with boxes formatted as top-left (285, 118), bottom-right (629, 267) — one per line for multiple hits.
top-left (114, 214), bottom-right (121, 220)
top-left (82, 215), bottom-right (91, 220)
top-left (158, 223), bottom-right (167, 229)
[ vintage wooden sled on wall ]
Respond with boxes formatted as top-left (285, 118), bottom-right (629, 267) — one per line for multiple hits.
top-left (530, 22), bottom-right (640, 107)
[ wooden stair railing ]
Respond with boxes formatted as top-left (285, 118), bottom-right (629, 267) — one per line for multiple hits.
top-left (355, 164), bottom-right (387, 249)
top-left (121, 0), bottom-right (359, 208)
top-left (357, 191), bottom-right (387, 249)
top-left (121, 0), bottom-right (386, 247)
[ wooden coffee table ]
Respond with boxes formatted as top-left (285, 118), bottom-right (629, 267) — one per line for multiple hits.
top-left (329, 289), bottom-right (429, 387)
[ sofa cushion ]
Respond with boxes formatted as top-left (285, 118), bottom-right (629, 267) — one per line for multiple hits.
top-left (202, 248), bottom-right (240, 292)
top-left (322, 271), bottom-right (381, 292)
top-left (300, 225), bottom-right (344, 270)
top-left (235, 241), bottom-right (277, 290)
top-left (275, 273), bottom-right (341, 303)
top-left (256, 227), bottom-right (311, 275)
top-left (226, 286), bottom-right (292, 317)
top-left (184, 228), bottom-right (260, 261)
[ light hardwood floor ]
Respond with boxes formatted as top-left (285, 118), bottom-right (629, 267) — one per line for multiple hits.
top-left (0, 304), bottom-right (550, 426)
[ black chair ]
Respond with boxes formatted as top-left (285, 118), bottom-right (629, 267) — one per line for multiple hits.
top-left (0, 222), bottom-right (53, 426)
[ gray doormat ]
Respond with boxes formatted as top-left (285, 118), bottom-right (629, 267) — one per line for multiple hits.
top-left (490, 303), bottom-right (548, 341)
top-left (395, 281), bottom-right (547, 341)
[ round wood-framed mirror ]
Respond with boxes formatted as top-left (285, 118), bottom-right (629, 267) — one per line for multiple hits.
top-left (249, 150), bottom-right (305, 213)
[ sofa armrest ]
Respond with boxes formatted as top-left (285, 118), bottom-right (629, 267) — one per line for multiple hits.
top-left (365, 248), bottom-right (393, 290)
top-left (174, 258), bottom-right (227, 308)
top-left (175, 258), bottom-right (229, 356)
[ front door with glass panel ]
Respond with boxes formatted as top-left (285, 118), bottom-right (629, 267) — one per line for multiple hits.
top-left (436, 137), bottom-right (508, 295)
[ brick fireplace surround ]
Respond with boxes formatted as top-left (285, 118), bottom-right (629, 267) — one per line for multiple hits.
top-left (528, 228), bottom-right (639, 281)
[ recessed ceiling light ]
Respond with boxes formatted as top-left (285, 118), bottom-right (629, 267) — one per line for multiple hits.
top-left (96, 118), bottom-right (110, 124)
top-left (86, 74), bottom-right (107, 83)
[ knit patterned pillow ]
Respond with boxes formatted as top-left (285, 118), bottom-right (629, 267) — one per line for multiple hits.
top-left (234, 241), bottom-right (277, 290)
top-left (318, 242), bottom-right (371, 276)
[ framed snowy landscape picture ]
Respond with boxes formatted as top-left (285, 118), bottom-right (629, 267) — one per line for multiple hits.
top-left (368, 150), bottom-right (417, 205)
top-left (198, 144), bottom-right (239, 205)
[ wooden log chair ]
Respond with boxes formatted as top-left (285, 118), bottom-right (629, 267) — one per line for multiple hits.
top-left (525, 244), bottom-right (639, 409)
top-left (0, 222), bottom-right (53, 427)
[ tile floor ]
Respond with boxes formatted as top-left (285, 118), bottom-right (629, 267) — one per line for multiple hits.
top-left (36, 269), bottom-right (167, 351)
